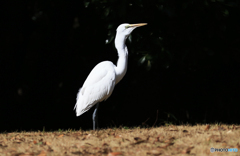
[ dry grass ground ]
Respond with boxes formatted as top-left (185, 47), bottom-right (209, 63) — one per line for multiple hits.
top-left (0, 124), bottom-right (239, 156)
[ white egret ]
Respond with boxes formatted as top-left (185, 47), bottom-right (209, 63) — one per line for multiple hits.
top-left (74, 23), bottom-right (147, 130)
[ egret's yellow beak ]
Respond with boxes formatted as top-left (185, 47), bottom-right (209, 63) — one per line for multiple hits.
top-left (129, 23), bottom-right (147, 27)
top-left (125, 23), bottom-right (147, 29)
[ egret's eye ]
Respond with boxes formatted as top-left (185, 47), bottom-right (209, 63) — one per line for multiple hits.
top-left (125, 25), bottom-right (130, 29)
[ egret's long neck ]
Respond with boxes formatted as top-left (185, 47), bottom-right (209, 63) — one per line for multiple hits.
top-left (114, 33), bottom-right (128, 84)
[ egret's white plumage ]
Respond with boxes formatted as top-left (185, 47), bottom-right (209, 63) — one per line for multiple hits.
top-left (74, 23), bottom-right (147, 129)
top-left (75, 61), bottom-right (116, 116)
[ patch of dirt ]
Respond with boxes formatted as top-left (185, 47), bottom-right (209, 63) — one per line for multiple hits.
top-left (0, 124), bottom-right (239, 155)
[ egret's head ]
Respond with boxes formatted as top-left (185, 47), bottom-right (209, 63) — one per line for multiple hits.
top-left (116, 23), bottom-right (147, 38)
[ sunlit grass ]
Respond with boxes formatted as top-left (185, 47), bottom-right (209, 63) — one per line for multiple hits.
top-left (0, 124), bottom-right (239, 156)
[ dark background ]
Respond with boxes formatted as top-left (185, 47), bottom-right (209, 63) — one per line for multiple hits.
top-left (1, 0), bottom-right (240, 132)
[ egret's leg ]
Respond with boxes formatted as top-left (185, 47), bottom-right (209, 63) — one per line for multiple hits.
top-left (92, 103), bottom-right (99, 130)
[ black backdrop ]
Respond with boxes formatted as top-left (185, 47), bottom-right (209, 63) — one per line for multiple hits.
top-left (1, 0), bottom-right (240, 131)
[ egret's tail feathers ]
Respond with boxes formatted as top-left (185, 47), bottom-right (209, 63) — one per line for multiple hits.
top-left (75, 100), bottom-right (95, 117)
top-left (76, 109), bottom-right (84, 116)
top-left (76, 88), bottom-right (82, 101)
top-left (74, 88), bottom-right (82, 115)
top-left (74, 101), bottom-right (85, 117)
top-left (74, 88), bottom-right (96, 116)
top-left (76, 109), bottom-right (87, 116)
top-left (75, 85), bottom-right (106, 117)
top-left (73, 103), bottom-right (77, 110)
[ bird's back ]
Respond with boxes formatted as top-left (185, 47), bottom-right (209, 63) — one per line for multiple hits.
top-left (75, 61), bottom-right (116, 116)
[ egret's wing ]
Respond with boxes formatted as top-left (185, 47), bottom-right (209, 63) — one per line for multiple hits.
top-left (75, 61), bottom-right (116, 116)
top-left (82, 62), bottom-right (112, 88)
